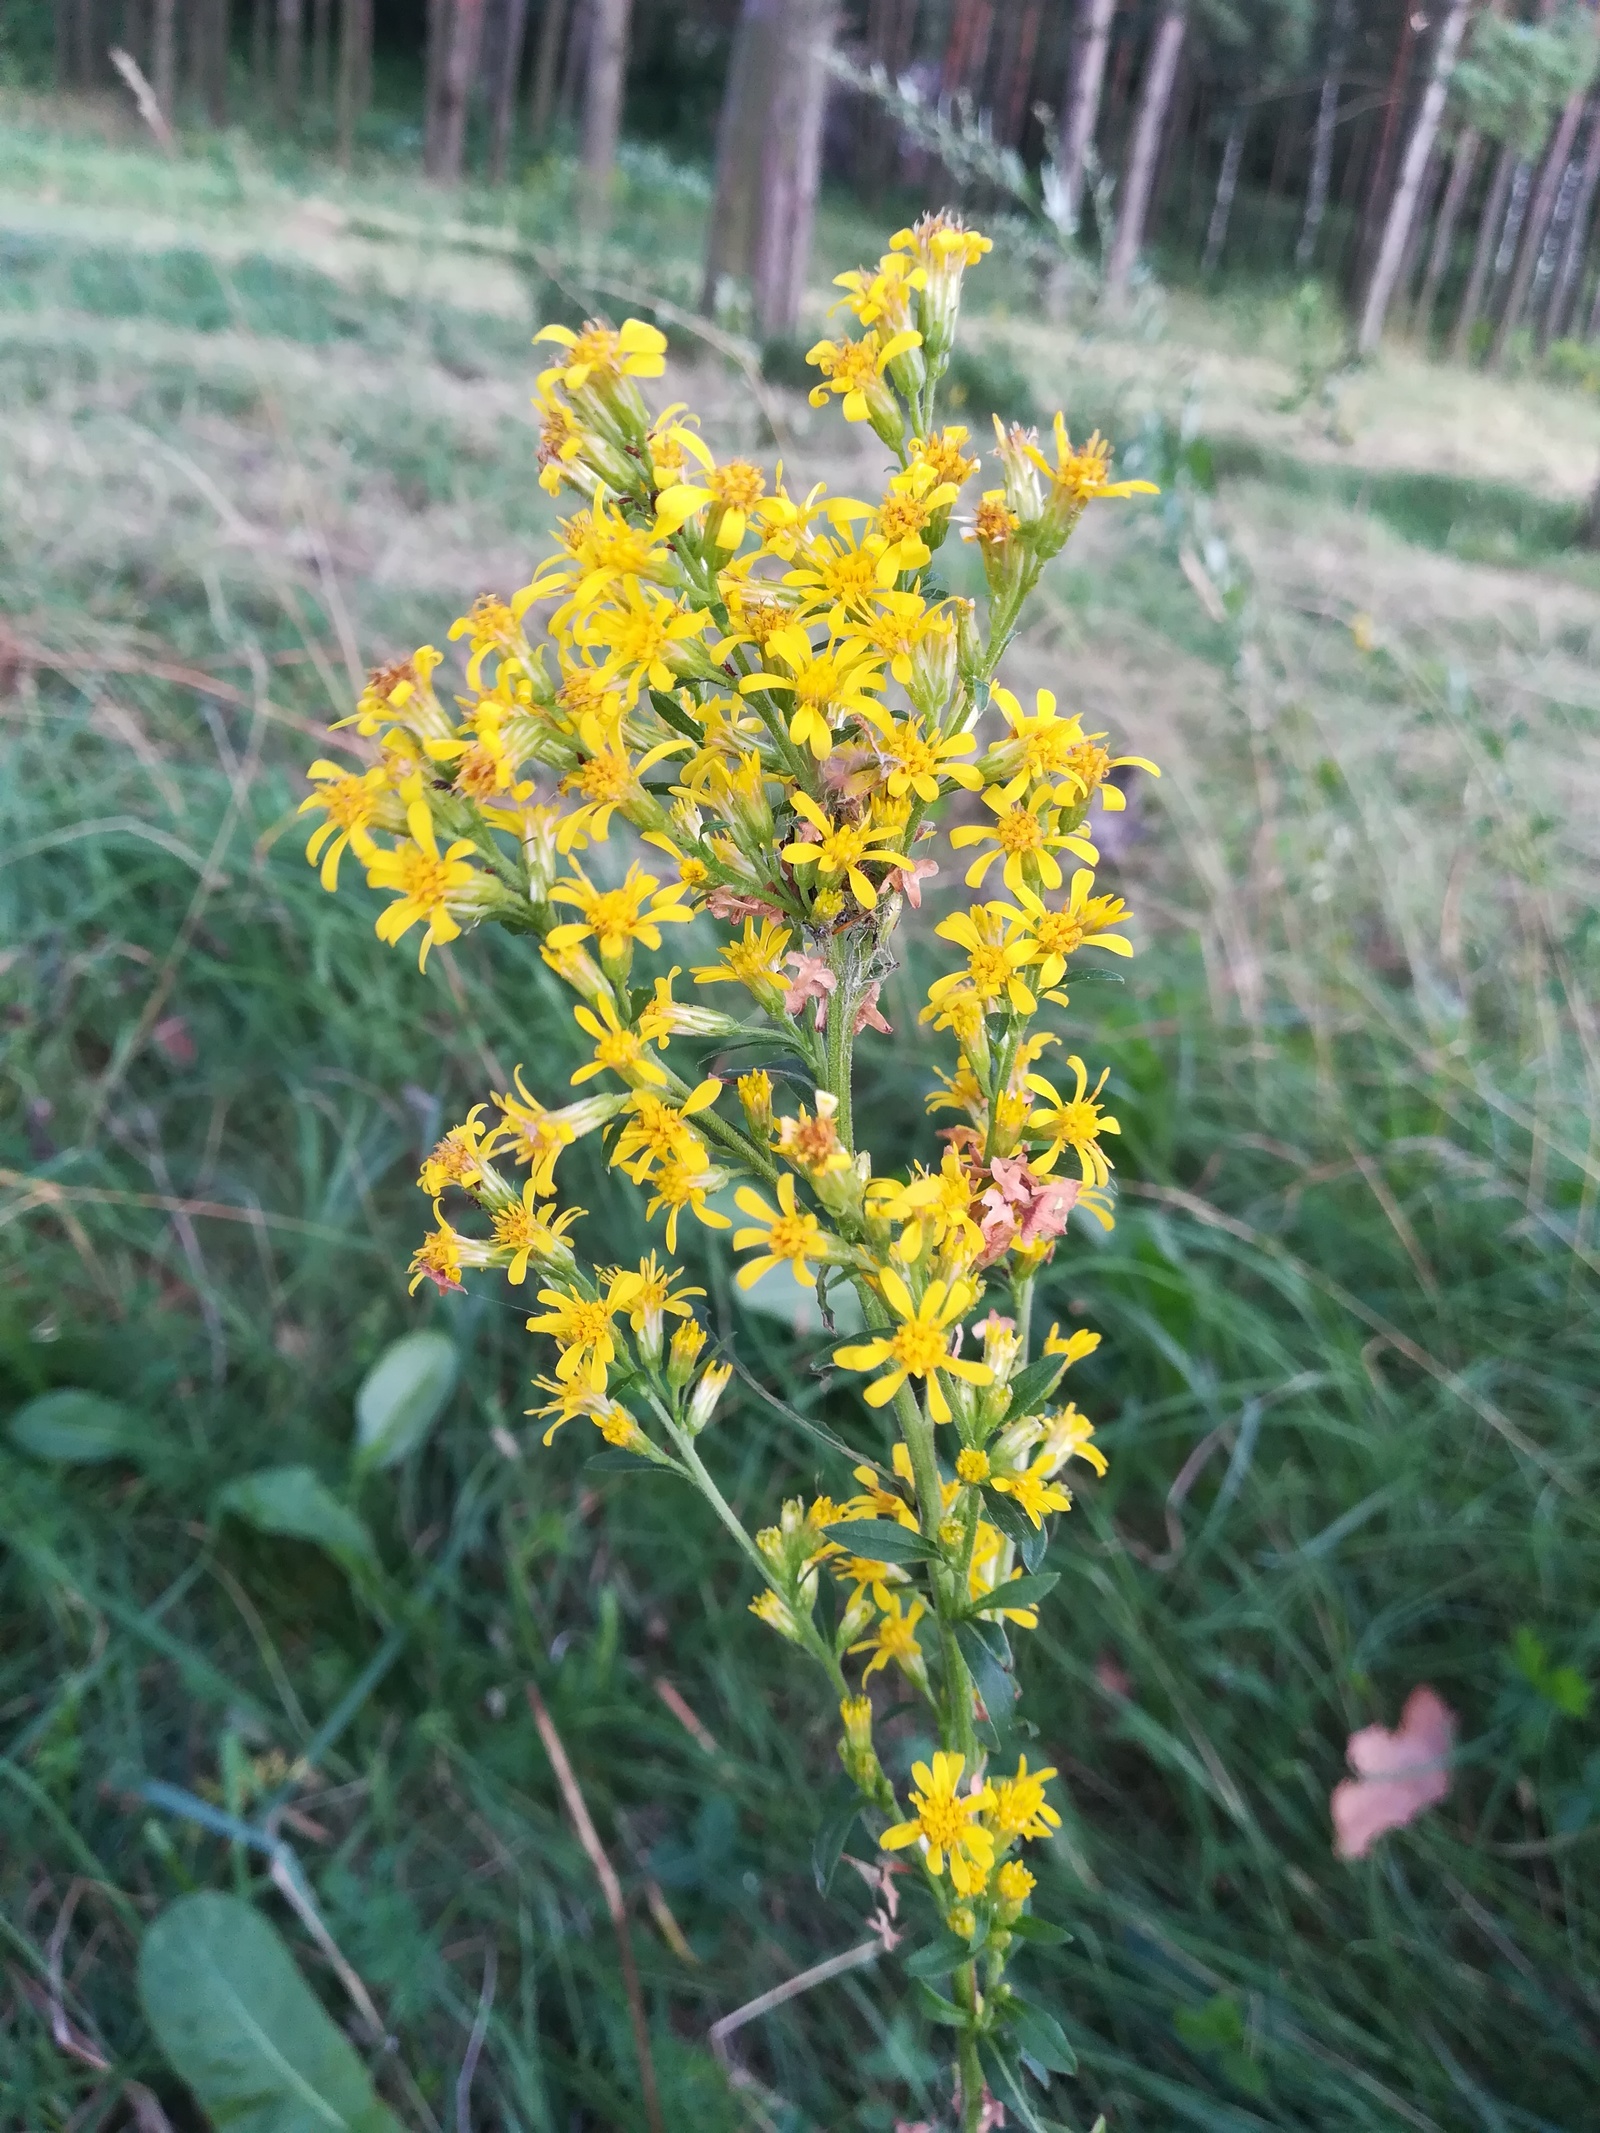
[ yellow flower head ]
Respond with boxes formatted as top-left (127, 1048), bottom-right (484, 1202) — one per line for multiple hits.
top-left (948, 773), bottom-right (1098, 899)
top-left (833, 1269), bottom-right (991, 1424)
top-left (986, 1755), bottom-right (1062, 1844)
top-left (880, 1751), bottom-right (997, 1894)
top-left (1026, 1055), bottom-right (1120, 1189)
top-left (733, 1173), bottom-right (831, 1290)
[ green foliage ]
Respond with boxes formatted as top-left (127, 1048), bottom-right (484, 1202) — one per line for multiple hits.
top-left (138, 1892), bottom-right (404, 2133)
top-left (353, 1329), bottom-right (459, 1474)
top-left (7, 1388), bottom-right (145, 1464)
top-left (215, 1467), bottom-right (381, 1580)
top-left (1453, 7), bottom-right (1600, 154)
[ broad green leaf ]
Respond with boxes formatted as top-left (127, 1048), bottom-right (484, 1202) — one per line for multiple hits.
top-left (956, 1619), bottom-right (1016, 1722)
top-left (7, 1389), bottom-right (143, 1465)
top-left (827, 1518), bottom-right (939, 1563)
top-left (911, 1977), bottom-right (966, 2027)
top-left (1008, 1914), bottom-right (1072, 1946)
top-left (981, 1487), bottom-right (1050, 1571)
top-left (217, 1466), bottom-right (377, 1575)
top-left (139, 1891), bottom-right (402, 2133)
top-left (811, 1781), bottom-right (860, 1897)
top-left (978, 2037), bottom-right (1052, 2131)
top-left (353, 1330), bottom-right (458, 1472)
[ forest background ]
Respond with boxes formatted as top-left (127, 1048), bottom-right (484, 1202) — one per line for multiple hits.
top-left (3, 0), bottom-right (1600, 2129)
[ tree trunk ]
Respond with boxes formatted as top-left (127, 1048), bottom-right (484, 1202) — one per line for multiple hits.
top-left (1058, 0), bottom-right (1116, 237)
top-left (490, 0), bottom-right (531, 183)
top-left (580, 0), bottom-right (632, 225)
top-left (704, 0), bottom-right (836, 337)
top-left (1202, 109), bottom-right (1245, 275)
top-left (1104, 5), bottom-right (1186, 307)
top-left (425, 0), bottom-right (449, 174)
top-left (252, 0), bottom-right (272, 98)
top-left (941, 0), bottom-right (995, 102)
top-left (858, 0), bottom-right (918, 197)
top-left (1353, 0), bottom-right (1420, 303)
top-left (997, 0), bottom-right (1044, 147)
top-left (558, 0), bottom-right (590, 123)
top-left (310, 0), bottom-right (331, 105)
top-left (276, 0), bottom-right (302, 128)
top-left (528, 0), bottom-right (569, 143)
top-left (1450, 141), bottom-right (1516, 359)
top-left (437, 0), bottom-right (487, 182)
top-left (1396, 144), bottom-right (1446, 317)
top-left (1358, 0), bottom-right (1472, 356)
top-left (1415, 127), bottom-right (1478, 336)
top-left (1491, 68), bottom-right (1594, 367)
top-left (1543, 98), bottom-right (1600, 344)
top-left (1297, 0), bottom-right (1355, 269)
top-left (151, 0), bottom-right (177, 120)
top-left (337, 0), bottom-right (374, 161)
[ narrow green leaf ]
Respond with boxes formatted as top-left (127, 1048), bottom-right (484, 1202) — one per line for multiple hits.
top-left (1010, 2001), bottom-right (1078, 2075)
top-left (812, 1782), bottom-right (860, 1896)
top-left (981, 1488), bottom-right (1050, 1571)
top-left (827, 1518), bottom-right (940, 1563)
top-left (956, 1619), bottom-right (1017, 1721)
top-left (1007, 1915), bottom-right (1072, 1946)
top-left (911, 1978), bottom-right (967, 2028)
top-left (1002, 1356), bottom-right (1065, 1421)
top-left (584, 1449), bottom-right (680, 1475)
top-left (216, 1467), bottom-right (377, 1575)
top-left (353, 1330), bottom-right (458, 1472)
top-left (963, 1571), bottom-right (1060, 1619)
top-left (904, 1929), bottom-right (980, 1978)
top-left (649, 686), bottom-right (705, 743)
top-left (978, 2037), bottom-right (1052, 2131)
top-left (8, 1389), bottom-right (144, 1465)
top-left (139, 1892), bottom-right (402, 2133)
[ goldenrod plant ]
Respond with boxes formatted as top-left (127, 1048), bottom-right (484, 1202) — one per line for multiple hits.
top-left (301, 212), bottom-right (1156, 2130)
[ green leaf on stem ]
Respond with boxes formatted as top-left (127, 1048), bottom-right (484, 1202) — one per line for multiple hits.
top-left (649, 686), bottom-right (706, 743)
top-left (977, 2037), bottom-right (1052, 2131)
top-left (7, 1389), bottom-right (145, 1465)
top-left (1007, 1915), bottom-right (1072, 1946)
top-left (215, 1467), bottom-right (378, 1578)
top-left (904, 1928), bottom-right (982, 1977)
top-left (353, 1329), bottom-right (458, 1473)
top-left (827, 1518), bottom-right (941, 1563)
top-left (981, 1488), bottom-right (1050, 1572)
top-left (1001, 1356), bottom-right (1064, 1422)
top-left (962, 1571), bottom-right (1059, 1619)
top-left (1010, 2000), bottom-right (1078, 2075)
top-left (811, 1781), bottom-right (860, 1896)
top-left (956, 1618), bottom-right (1016, 1722)
top-left (584, 1449), bottom-right (679, 1475)
top-left (911, 1978), bottom-right (967, 2028)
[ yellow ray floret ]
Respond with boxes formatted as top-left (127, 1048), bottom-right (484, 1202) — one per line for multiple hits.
top-left (547, 861), bottom-right (697, 963)
top-left (1026, 1055), bottom-right (1120, 1188)
top-left (948, 772), bottom-right (1098, 897)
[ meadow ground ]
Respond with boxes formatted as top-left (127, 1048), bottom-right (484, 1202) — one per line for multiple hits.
top-left (3, 93), bottom-right (1600, 2133)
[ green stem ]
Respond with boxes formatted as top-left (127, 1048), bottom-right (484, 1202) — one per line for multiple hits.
top-left (894, 1381), bottom-right (979, 1769)
top-left (955, 1962), bottom-right (984, 2131)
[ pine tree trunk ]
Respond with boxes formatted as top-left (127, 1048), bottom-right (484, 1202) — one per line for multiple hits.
top-left (152, 0), bottom-right (177, 120)
top-left (1491, 69), bottom-right (1593, 366)
top-left (338, 0), bottom-right (373, 162)
top-left (1058, 0), bottom-right (1116, 237)
top-left (425, 0), bottom-right (450, 175)
top-left (858, 0), bottom-right (917, 197)
top-left (310, 0), bottom-right (331, 105)
top-left (437, 0), bottom-right (487, 182)
top-left (528, 0), bottom-right (569, 143)
top-left (704, 0), bottom-right (836, 336)
top-left (276, 0), bottom-right (302, 128)
top-left (490, 0), bottom-right (531, 182)
top-left (1451, 141), bottom-right (1516, 359)
top-left (1416, 127), bottom-right (1479, 336)
top-left (252, 0), bottom-right (272, 98)
top-left (1353, 0), bottom-right (1420, 302)
top-left (1297, 0), bottom-right (1355, 269)
top-left (998, 0), bottom-right (1044, 147)
top-left (1396, 144), bottom-right (1446, 316)
top-left (558, 0), bottom-right (590, 124)
top-left (1202, 109), bottom-right (1245, 275)
top-left (1358, 0), bottom-right (1472, 356)
top-left (1543, 98), bottom-right (1600, 344)
top-left (1104, 5), bottom-right (1186, 307)
top-left (580, 0), bottom-right (631, 224)
top-left (941, 0), bottom-right (995, 102)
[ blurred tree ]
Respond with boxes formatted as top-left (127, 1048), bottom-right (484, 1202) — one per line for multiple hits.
top-left (337, 0), bottom-right (374, 161)
top-left (490, 0), bottom-right (532, 180)
top-left (1106, 3), bottom-right (1189, 302)
top-left (1489, 3), bottom-right (1597, 360)
top-left (1540, 88), bottom-right (1600, 338)
top-left (1358, 0), bottom-right (1474, 352)
top-left (528, 0), bottom-right (570, 142)
top-left (1298, 0), bottom-right (1355, 265)
top-left (704, 0), bottom-right (837, 335)
top-left (581, 0), bottom-right (632, 222)
top-left (152, 0), bottom-right (176, 120)
top-left (277, 0), bottom-right (302, 127)
top-left (1058, 0), bottom-right (1117, 235)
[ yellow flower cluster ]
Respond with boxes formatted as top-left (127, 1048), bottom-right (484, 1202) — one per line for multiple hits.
top-left (299, 212), bottom-right (1157, 1998)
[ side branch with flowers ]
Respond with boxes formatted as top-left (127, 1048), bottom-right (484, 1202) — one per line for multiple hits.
top-left (301, 213), bottom-right (1157, 2131)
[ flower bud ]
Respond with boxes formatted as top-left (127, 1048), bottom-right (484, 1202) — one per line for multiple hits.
top-left (686, 1358), bottom-right (733, 1434)
top-left (737, 1069), bottom-right (773, 1134)
top-left (666, 1318), bottom-right (707, 1389)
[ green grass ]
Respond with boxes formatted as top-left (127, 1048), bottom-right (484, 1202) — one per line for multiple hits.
top-left (4, 101), bottom-right (1600, 2133)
